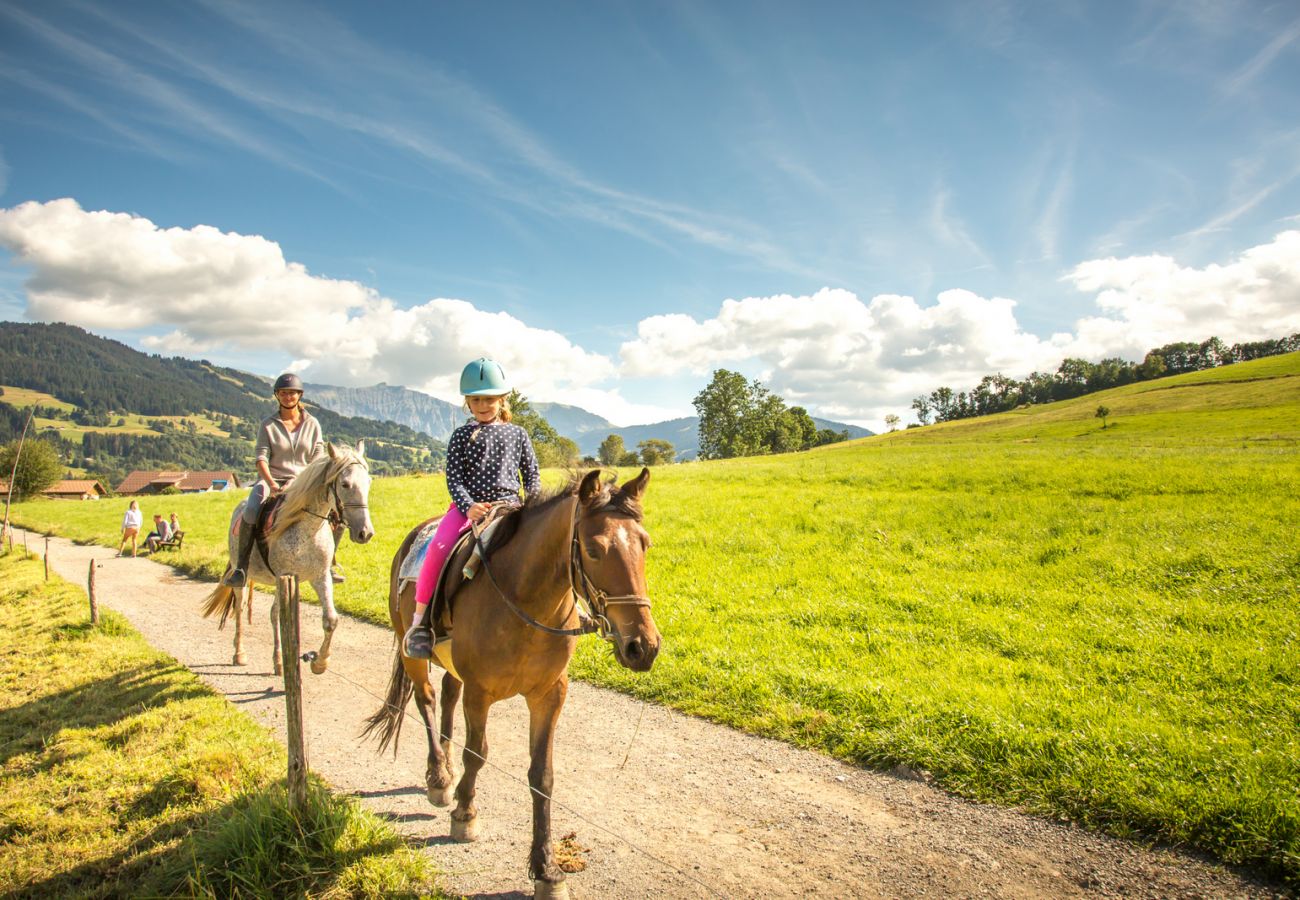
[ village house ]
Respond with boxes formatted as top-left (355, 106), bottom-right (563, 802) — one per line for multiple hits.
top-left (115, 470), bottom-right (241, 496)
top-left (0, 479), bottom-right (109, 500)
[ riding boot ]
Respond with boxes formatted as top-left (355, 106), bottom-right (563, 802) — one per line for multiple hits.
top-left (223, 525), bottom-right (255, 588)
top-left (403, 604), bottom-right (434, 659)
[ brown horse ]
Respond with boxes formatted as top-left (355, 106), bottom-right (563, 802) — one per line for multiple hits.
top-left (364, 468), bottom-right (661, 899)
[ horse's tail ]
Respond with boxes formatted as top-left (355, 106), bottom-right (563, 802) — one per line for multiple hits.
top-left (201, 580), bottom-right (238, 630)
top-left (360, 638), bottom-right (412, 755)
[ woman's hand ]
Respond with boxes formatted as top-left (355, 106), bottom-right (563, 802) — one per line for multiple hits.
top-left (467, 502), bottom-right (491, 523)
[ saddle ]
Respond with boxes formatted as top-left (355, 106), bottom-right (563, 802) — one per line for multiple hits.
top-left (231, 495), bottom-right (288, 574)
top-left (400, 504), bottom-right (520, 669)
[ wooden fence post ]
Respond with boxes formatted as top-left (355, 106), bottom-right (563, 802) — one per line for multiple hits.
top-left (278, 575), bottom-right (308, 814)
top-left (44, 536), bottom-right (49, 581)
top-left (87, 560), bottom-right (99, 626)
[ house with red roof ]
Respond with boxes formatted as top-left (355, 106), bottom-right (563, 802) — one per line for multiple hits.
top-left (115, 470), bottom-right (240, 496)
top-left (1, 479), bottom-right (109, 500)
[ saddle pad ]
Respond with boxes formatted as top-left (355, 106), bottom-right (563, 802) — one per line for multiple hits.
top-left (397, 519), bottom-right (443, 583)
top-left (398, 515), bottom-right (511, 589)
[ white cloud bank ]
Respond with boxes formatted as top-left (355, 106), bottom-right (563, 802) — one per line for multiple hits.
top-left (0, 198), bottom-right (680, 424)
top-left (620, 233), bottom-right (1300, 427)
top-left (2, 198), bottom-right (1299, 431)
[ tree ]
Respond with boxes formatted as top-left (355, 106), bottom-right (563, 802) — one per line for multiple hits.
top-left (694, 369), bottom-right (758, 460)
top-left (910, 396), bottom-right (932, 426)
top-left (786, 407), bottom-right (819, 449)
top-left (598, 434), bottom-right (627, 467)
top-left (1095, 405), bottom-right (1111, 429)
top-left (884, 414), bottom-right (900, 432)
top-left (537, 436), bottom-right (580, 469)
top-left (637, 439), bottom-right (676, 466)
top-left (508, 389), bottom-right (570, 467)
top-left (0, 438), bottom-right (63, 500)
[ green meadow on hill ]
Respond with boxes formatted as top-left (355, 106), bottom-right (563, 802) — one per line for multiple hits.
top-left (11, 351), bottom-right (1300, 881)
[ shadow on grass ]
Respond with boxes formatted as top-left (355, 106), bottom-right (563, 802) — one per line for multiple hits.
top-left (0, 661), bottom-right (209, 769)
top-left (11, 779), bottom-right (434, 899)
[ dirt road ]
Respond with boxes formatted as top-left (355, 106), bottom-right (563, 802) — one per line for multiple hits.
top-left (17, 529), bottom-right (1280, 899)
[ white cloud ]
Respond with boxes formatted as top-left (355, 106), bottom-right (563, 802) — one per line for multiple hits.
top-left (0, 198), bottom-right (617, 413)
top-left (621, 230), bottom-right (1300, 429)
top-left (4, 199), bottom-right (1298, 433)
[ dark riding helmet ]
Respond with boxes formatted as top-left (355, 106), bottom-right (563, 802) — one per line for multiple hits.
top-left (273, 373), bottom-right (304, 394)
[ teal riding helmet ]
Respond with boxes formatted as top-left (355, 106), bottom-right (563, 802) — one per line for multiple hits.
top-left (460, 357), bottom-right (511, 396)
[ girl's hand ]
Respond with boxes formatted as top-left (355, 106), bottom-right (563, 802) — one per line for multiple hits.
top-left (467, 502), bottom-right (490, 523)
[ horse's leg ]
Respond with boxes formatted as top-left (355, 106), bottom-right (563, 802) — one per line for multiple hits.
top-left (451, 686), bottom-right (491, 842)
top-left (526, 678), bottom-right (570, 898)
top-left (232, 586), bottom-right (247, 666)
top-left (407, 660), bottom-right (453, 806)
top-left (439, 672), bottom-right (462, 781)
top-left (309, 574), bottom-right (338, 675)
top-left (269, 589), bottom-right (283, 677)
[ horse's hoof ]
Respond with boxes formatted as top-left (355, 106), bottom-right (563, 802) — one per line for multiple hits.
top-left (450, 815), bottom-right (479, 842)
top-left (533, 879), bottom-right (570, 900)
top-left (427, 784), bottom-right (453, 807)
top-left (233, 652), bottom-right (247, 666)
top-left (310, 658), bottom-right (327, 675)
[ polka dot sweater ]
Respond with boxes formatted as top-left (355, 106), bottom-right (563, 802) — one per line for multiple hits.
top-left (445, 420), bottom-right (542, 515)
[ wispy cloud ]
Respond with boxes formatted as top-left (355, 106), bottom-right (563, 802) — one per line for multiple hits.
top-left (929, 184), bottom-right (992, 268)
top-left (1221, 17), bottom-right (1300, 95)
top-left (0, 4), bottom-right (337, 188)
top-left (151, 0), bottom-right (807, 275)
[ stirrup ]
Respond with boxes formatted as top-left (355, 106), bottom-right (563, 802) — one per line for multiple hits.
top-left (403, 624), bottom-right (434, 659)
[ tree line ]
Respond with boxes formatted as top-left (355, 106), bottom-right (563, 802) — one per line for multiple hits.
top-left (693, 369), bottom-right (848, 460)
top-left (910, 333), bottom-right (1300, 425)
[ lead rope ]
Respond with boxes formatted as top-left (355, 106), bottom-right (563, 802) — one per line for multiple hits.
top-left (322, 663), bottom-right (727, 898)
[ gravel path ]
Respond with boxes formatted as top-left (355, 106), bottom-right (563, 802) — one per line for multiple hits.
top-left (18, 529), bottom-right (1283, 899)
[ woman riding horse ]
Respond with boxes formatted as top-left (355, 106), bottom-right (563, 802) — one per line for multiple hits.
top-left (225, 373), bottom-right (340, 587)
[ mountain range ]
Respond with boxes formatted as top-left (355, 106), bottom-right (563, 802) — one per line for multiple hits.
top-left (308, 383), bottom-right (872, 458)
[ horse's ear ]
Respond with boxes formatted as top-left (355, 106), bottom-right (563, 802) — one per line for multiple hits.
top-left (579, 469), bottom-right (604, 506)
top-left (327, 442), bottom-right (337, 459)
top-left (356, 440), bottom-right (366, 458)
top-left (620, 467), bottom-right (650, 501)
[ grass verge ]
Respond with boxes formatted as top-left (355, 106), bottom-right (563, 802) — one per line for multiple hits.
top-left (0, 550), bottom-right (443, 898)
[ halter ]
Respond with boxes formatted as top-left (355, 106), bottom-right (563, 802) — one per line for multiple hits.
top-left (472, 495), bottom-right (652, 642)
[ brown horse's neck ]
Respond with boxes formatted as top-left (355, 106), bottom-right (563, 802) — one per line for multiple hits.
top-left (498, 495), bottom-right (578, 618)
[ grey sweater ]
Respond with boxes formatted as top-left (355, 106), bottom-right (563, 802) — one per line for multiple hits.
top-left (255, 410), bottom-right (324, 481)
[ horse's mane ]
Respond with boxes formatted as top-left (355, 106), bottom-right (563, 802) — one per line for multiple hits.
top-left (270, 446), bottom-right (367, 540)
top-left (522, 469), bottom-right (643, 521)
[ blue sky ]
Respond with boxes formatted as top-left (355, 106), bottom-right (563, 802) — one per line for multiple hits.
top-left (1, 0), bottom-right (1298, 429)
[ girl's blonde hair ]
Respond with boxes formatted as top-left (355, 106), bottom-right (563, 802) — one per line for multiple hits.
top-left (465, 394), bottom-right (512, 423)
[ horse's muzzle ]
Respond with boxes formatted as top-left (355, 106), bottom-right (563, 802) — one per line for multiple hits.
top-left (616, 633), bottom-right (660, 672)
top-left (350, 519), bottom-right (375, 544)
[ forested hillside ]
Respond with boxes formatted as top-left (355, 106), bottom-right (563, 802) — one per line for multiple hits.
top-left (0, 322), bottom-right (445, 484)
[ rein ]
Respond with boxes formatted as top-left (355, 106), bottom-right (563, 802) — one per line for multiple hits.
top-left (471, 496), bottom-right (651, 642)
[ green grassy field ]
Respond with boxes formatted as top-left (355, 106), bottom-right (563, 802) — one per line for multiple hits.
top-left (10, 352), bottom-right (1300, 881)
top-left (0, 551), bottom-right (443, 898)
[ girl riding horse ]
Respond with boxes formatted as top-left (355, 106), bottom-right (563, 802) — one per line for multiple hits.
top-left (403, 357), bottom-right (541, 658)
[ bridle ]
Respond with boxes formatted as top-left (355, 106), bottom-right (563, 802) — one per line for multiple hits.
top-left (304, 459), bottom-right (371, 528)
top-left (473, 495), bottom-right (652, 642)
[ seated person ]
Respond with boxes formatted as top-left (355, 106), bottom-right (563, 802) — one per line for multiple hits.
top-left (144, 513), bottom-right (173, 552)
top-left (169, 512), bottom-right (181, 535)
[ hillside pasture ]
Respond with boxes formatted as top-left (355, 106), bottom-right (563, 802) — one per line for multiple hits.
top-left (9, 352), bottom-right (1300, 880)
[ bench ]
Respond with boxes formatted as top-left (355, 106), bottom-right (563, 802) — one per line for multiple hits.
top-left (154, 530), bottom-right (185, 551)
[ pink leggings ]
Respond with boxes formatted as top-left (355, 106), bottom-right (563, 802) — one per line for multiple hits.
top-left (414, 503), bottom-right (472, 607)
